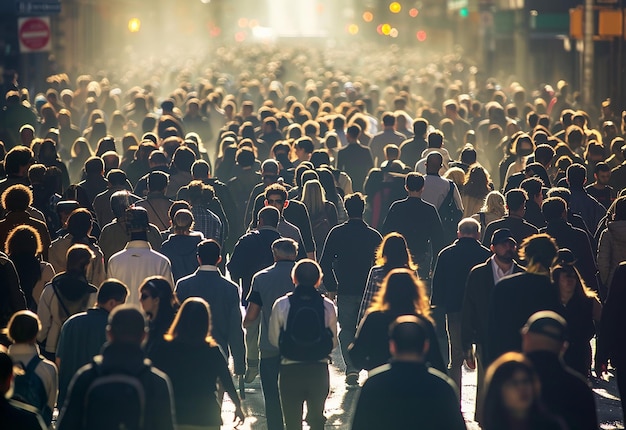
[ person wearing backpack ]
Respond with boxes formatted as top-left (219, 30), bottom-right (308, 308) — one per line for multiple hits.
top-left (56, 305), bottom-right (176, 430)
top-left (6, 311), bottom-right (57, 426)
top-left (0, 351), bottom-right (47, 430)
top-left (268, 259), bottom-right (338, 430)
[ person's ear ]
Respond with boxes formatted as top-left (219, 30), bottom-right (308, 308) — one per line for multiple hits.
top-left (283, 200), bottom-right (289, 209)
top-left (264, 200), bottom-right (269, 207)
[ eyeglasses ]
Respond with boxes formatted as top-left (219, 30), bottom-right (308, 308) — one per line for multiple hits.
top-left (139, 293), bottom-right (152, 301)
top-left (267, 199), bottom-right (284, 204)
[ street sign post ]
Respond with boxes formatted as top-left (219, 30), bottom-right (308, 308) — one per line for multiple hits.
top-left (18, 16), bottom-right (51, 53)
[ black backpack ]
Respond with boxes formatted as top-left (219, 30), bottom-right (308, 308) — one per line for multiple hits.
top-left (82, 358), bottom-right (149, 430)
top-left (13, 355), bottom-right (52, 424)
top-left (439, 180), bottom-right (463, 243)
top-left (279, 292), bottom-right (333, 361)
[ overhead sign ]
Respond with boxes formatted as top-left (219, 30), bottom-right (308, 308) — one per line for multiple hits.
top-left (18, 16), bottom-right (51, 53)
top-left (16, 1), bottom-right (61, 16)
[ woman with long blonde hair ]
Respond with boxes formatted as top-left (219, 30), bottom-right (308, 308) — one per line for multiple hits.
top-left (348, 268), bottom-right (445, 373)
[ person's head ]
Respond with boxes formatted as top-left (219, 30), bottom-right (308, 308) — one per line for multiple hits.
top-left (257, 205), bottom-right (280, 228)
top-left (464, 165), bottom-right (490, 197)
top-left (427, 130), bottom-right (444, 149)
top-left (375, 232), bottom-right (416, 271)
top-left (261, 159), bottom-right (280, 180)
top-left (541, 197), bottom-right (567, 223)
top-left (405, 172), bottom-right (425, 194)
top-left (483, 352), bottom-right (541, 427)
top-left (369, 268), bottom-right (430, 320)
top-left (4, 146), bottom-right (34, 177)
top-left (490, 228), bottom-right (517, 263)
top-left (291, 259), bottom-right (322, 288)
top-left (521, 310), bottom-right (568, 355)
top-left (124, 206), bottom-right (150, 235)
top-left (66, 208), bottom-right (94, 239)
top-left (457, 217), bottom-right (481, 240)
top-left (107, 169), bottom-right (130, 189)
top-left (460, 146), bottom-right (477, 165)
top-left (271, 238), bottom-right (298, 262)
top-left (5, 310), bottom-right (41, 344)
top-left (1, 184), bottom-right (32, 212)
top-left (191, 160), bottom-right (211, 179)
top-left (84, 156), bottom-right (105, 177)
top-left (519, 233), bottom-right (558, 272)
top-left (481, 191), bottom-right (506, 217)
top-left (138, 276), bottom-right (178, 321)
top-left (5, 225), bottom-right (42, 257)
top-left (594, 162), bottom-right (611, 186)
top-left (614, 196), bottom-right (626, 221)
top-left (566, 163), bottom-right (587, 189)
top-left (520, 177), bottom-right (543, 205)
top-left (344, 192), bottom-right (366, 219)
top-left (147, 171), bottom-right (168, 193)
top-left (301, 179), bottom-right (326, 216)
top-left (534, 144), bottom-right (555, 167)
top-left (172, 208), bottom-right (194, 234)
top-left (425, 152), bottom-right (443, 175)
top-left (505, 189), bottom-right (528, 215)
top-left (512, 134), bottom-right (534, 158)
top-left (106, 305), bottom-right (148, 345)
top-left (346, 124), bottom-right (361, 141)
top-left (413, 118), bottom-right (428, 137)
top-left (96, 279), bottom-right (128, 312)
top-left (264, 184), bottom-right (288, 214)
top-left (66, 243), bottom-right (95, 274)
top-left (388, 315), bottom-right (430, 360)
top-left (196, 239), bottom-right (221, 266)
top-left (110, 190), bottom-right (138, 219)
top-left (164, 297), bottom-right (216, 346)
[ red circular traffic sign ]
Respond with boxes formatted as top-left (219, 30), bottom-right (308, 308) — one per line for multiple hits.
top-left (19, 17), bottom-right (51, 51)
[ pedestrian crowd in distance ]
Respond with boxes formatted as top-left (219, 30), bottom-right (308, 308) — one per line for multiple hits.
top-left (1, 43), bottom-right (625, 429)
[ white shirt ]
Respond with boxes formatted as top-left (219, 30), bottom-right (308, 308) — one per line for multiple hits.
top-left (490, 254), bottom-right (515, 284)
top-left (421, 174), bottom-right (464, 211)
top-left (108, 240), bottom-right (174, 305)
top-left (8, 343), bottom-right (58, 411)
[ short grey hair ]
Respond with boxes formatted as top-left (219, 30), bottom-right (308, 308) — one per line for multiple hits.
top-left (272, 238), bottom-right (298, 261)
top-left (458, 217), bottom-right (481, 236)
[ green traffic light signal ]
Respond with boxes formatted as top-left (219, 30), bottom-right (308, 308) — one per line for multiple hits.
top-left (459, 7), bottom-right (469, 18)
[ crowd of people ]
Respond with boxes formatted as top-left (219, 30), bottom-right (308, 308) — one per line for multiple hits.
top-left (0, 43), bottom-right (625, 430)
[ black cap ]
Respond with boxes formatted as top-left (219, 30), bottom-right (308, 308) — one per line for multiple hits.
top-left (522, 311), bottom-right (567, 342)
top-left (491, 228), bottom-right (516, 246)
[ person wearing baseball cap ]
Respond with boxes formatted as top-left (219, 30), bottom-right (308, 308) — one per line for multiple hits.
top-left (522, 311), bottom-right (598, 430)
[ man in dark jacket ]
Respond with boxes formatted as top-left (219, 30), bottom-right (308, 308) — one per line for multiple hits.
top-left (351, 315), bottom-right (466, 430)
top-left (320, 193), bottom-right (382, 385)
top-left (431, 218), bottom-right (491, 397)
top-left (540, 197), bottom-right (599, 290)
top-left (336, 124), bottom-right (374, 192)
top-left (228, 206), bottom-right (282, 382)
top-left (522, 311), bottom-right (599, 430)
top-left (56, 305), bottom-right (176, 430)
top-left (487, 233), bottom-right (561, 364)
top-left (176, 240), bottom-right (245, 379)
top-left (382, 172), bottom-right (444, 280)
top-left (461, 228), bottom-right (524, 421)
top-left (482, 189), bottom-right (539, 247)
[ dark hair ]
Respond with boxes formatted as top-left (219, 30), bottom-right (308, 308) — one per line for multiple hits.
top-left (413, 118), bottom-right (428, 136)
top-left (541, 197), bottom-right (566, 222)
top-left (191, 160), bottom-right (210, 178)
top-left (265, 183), bottom-right (288, 202)
top-left (463, 166), bottom-right (490, 199)
top-left (84, 156), bottom-right (105, 176)
top-left (389, 315), bottom-right (428, 355)
top-left (164, 297), bottom-right (216, 346)
top-left (107, 305), bottom-right (147, 345)
top-left (258, 206), bottom-right (280, 228)
top-left (594, 162), bottom-right (610, 174)
top-left (4, 146), bottom-right (34, 176)
top-left (369, 269), bottom-right (431, 320)
top-left (519, 233), bottom-right (558, 270)
top-left (483, 352), bottom-right (542, 430)
top-left (197, 239), bottom-right (221, 265)
top-left (6, 310), bottom-right (41, 343)
top-left (405, 172), bottom-right (425, 192)
top-left (427, 130), bottom-right (444, 148)
top-left (5, 226), bottom-right (43, 305)
top-left (148, 170), bottom-right (169, 192)
top-left (505, 189), bottom-right (528, 212)
top-left (2, 184), bottom-right (32, 212)
top-left (107, 169), bottom-right (129, 187)
top-left (97, 279), bottom-right (129, 304)
top-left (139, 276), bottom-right (179, 323)
top-left (520, 177), bottom-right (542, 198)
top-left (344, 192), bottom-right (365, 218)
top-left (67, 208), bottom-right (93, 240)
top-left (566, 163), bottom-right (586, 188)
top-left (292, 259), bottom-right (322, 286)
top-left (66, 244), bottom-right (95, 273)
top-left (534, 144), bottom-right (555, 166)
top-left (376, 233), bottom-right (416, 273)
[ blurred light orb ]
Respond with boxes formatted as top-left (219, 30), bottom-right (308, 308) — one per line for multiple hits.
top-left (235, 31), bottom-right (246, 42)
top-left (381, 23), bottom-right (391, 35)
top-left (389, 2), bottom-right (401, 13)
top-left (348, 24), bottom-right (359, 35)
top-left (390, 28), bottom-right (399, 38)
top-left (416, 30), bottom-right (427, 41)
top-left (409, 8), bottom-right (419, 18)
top-left (363, 11), bottom-right (374, 22)
top-left (128, 18), bottom-right (141, 33)
top-left (200, 0), bottom-right (211, 3)
top-left (376, 24), bottom-right (383, 35)
top-left (238, 17), bottom-right (248, 28)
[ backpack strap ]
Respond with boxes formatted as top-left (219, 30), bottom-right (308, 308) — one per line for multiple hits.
top-left (23, 355), bottom-right (43, 374)
top-left (52, 285), bottom-right (71, 318)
